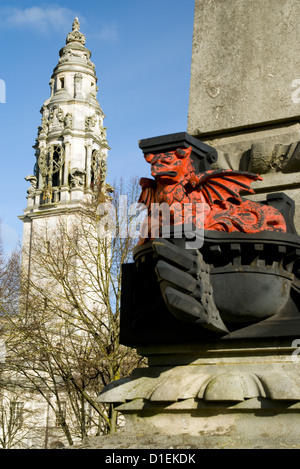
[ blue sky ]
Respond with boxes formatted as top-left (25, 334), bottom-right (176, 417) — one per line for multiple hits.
top-left (0, 0), bottom-right (195, 252)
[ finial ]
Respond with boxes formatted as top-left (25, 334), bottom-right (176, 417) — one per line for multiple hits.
top-left (72, 17), bottom-right (80, 31)
top-left (66, 16), bottom-right (86, 45)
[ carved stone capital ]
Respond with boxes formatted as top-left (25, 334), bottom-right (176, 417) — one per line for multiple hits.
top-left (240, 141), bottom-right (300, 175)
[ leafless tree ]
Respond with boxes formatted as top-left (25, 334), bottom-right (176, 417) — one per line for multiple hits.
top-left (0, 225), bottom-right (20, 317)
top-left (0, 385), bottom-right (43, 449)
top-left (4, 178), bottom-right (144, 445)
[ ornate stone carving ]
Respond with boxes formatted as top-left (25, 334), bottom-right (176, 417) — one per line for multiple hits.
top-left (70, 167), bottom-right (86, 187)
top-left (240, 141), bottom-right (300, 174)
top-left (56, 107), bottom-right (64, 123)
top-left (49, 78), bottom-right (54, 97)
top-left (91, 149), bottom-right (100, 173)
top-left (91, 149), bottom-right (107, 185)
top-left (64, 113), bottom-right (72, 129)
top-left (85, 113), bottom-right (97, 132)
top-left (48, 106), bottom-right (55, 122)
top-left (42, 185), bottom-right (53, 202)
top-left (38, 114), bottom-right (49, 138)
top-left (99, 125), bottom-right (108, 142)
top-left (25, 175), bottom-right (37, 193)
top-left (41, 115), bottom-right (49, 133)
top-left (66, 17), bottom-right (86, 45)
top-left (38, 148), bottom-right (48, 177)
top-left (59, 49), bottom-right (93, 68)
top-left (45, 106), bottom-right (65, 129)
top-left (99, 157), bottom-right (107, 184)
top-left (24, 17), bottom-right (107, 217)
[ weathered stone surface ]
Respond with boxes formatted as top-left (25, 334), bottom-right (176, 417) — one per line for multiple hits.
top-left (188, 0), bottom-right (300, 136)
top-left (98, 340), bottom-right (300, 446)
top-left (204, 123), bottom-right (300, 172)
top-left (75, 432), bottom-right (300, 449)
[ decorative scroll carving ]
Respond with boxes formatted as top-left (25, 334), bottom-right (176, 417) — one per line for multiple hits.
top-left (240, 141), bottom-right (300, 174)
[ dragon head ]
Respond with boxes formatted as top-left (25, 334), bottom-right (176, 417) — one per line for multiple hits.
top-left (145, 146), bottom-right (195, 186)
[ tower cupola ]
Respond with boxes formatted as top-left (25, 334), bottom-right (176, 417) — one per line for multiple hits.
top-left (24, 18), bottom-right (109, 213)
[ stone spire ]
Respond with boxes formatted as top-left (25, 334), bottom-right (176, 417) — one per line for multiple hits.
top-left (22, 18), bottom-right (109, 214)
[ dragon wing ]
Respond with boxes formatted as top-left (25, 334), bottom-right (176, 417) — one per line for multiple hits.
top-left (195, 169), bottom-right (262, 205)
top-left (138, 177), bottom-right (158, 211)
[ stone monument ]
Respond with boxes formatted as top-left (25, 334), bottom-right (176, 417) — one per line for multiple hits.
top-left (99, 131), bottom-right (300, 447)
top-left (188, 0), bottom-right (300, 232)
top-left (98, 1), bottom-right (300, 448)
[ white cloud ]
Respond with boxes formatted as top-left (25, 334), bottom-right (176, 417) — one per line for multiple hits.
top-left (0, 5), bottom-right (82, 34)
top-left (92, 25), bottom-right (118, 43)
top-left (0, 5), bottom-right (118, 43)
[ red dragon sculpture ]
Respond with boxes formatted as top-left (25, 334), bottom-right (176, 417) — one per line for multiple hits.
top-left (138, 146), bottom-right (286, 242)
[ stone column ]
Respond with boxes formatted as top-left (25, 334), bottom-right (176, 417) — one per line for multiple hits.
top-left (60, 139), bottom-right (71, 203)
top-left (85, 141), bottom-right (92, 189)
top-left (63, 139), bottom-right (71, 186)
top-left (74, 73), bottom-right (83, 99)
top-left (188, 0), bottom-right (300, 231)
top-left (37, 142), bottom-right (46, 191)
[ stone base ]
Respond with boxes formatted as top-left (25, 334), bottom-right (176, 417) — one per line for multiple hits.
top-left (78, 432), bottom-right (300, 449)
top-left (119, 400), bottom-right (300, 441)
top-left (99, 339), bottom-right (300, 446)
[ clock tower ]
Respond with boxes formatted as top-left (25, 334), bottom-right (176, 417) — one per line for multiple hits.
top-left (20, 18), bottom-right (109, 261)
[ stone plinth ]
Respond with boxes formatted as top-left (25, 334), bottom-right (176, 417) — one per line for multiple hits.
top-left (188, 0), bottom-right (300, 136)
top-left (99, 339), bottom-right (300, 446)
